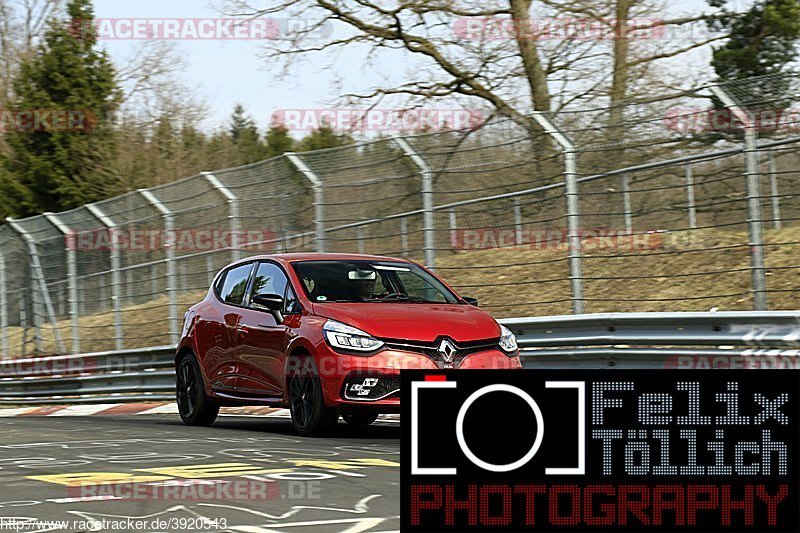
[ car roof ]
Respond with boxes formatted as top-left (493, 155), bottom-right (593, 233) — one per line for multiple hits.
top-left (233, 252), bottom-right (413, 264)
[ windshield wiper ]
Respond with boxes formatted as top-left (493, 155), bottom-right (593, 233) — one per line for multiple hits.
top-left (365, 294), bottom-right (435, 303)
top-left (329, 298), bottom-right (418, 303)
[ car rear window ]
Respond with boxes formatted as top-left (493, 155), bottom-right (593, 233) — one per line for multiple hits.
top-left (217, 263), bottom-right (253, 305)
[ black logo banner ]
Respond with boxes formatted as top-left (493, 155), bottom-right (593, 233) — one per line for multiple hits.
top-left (401, 370), bottom-right (799, 531)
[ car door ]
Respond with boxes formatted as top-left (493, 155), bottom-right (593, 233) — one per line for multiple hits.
top-left (235, 261), bottom-right (293, 396)
top-left (204, 262), bottom-right (255, 392)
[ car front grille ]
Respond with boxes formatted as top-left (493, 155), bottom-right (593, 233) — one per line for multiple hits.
top-left (383, 337), bottom-right (500, 368)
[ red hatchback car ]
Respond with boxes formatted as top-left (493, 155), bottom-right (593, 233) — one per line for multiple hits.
top-left (176, 253), bottom-right (521, 435)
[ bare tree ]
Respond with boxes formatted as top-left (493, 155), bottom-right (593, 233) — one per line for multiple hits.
top-left (0, 0), bottom-right (15, 103)
top-left (0, 0), bottom-right (63, 104)
top-left (223, 1), bottom-right (556, 135)
top-left (540, 0), bottom-right (724, 148)
top-left (224, 0), bottom-right (723, 139)
top-left (21, 0), bottom-right (62, 50)
top-left (116, 41), bottom-right (207, 125)
top-left (111, 41), bottom-right (211, 190)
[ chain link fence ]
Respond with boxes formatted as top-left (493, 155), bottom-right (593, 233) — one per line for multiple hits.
top-left (2, 74), bottom-right (800, 357)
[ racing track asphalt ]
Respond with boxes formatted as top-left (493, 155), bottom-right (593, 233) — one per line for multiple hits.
top-left (0, 414), bottom-right (401, 532)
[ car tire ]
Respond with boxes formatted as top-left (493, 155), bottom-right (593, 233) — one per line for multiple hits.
top-left (288, 357), bottom-right (339, 436)
top-left (176, 354), bottom-right (219, 426)
top-left (342, 413), bottom-right (379, 426)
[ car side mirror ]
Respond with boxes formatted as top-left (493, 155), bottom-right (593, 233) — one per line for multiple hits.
top-left (252, 293), bottom-right (285, 322)
top-left (463, 296), bottom-right (479, 306)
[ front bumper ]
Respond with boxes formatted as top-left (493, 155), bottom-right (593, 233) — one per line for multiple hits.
top-left (314, 345), bottom-right (522, 410)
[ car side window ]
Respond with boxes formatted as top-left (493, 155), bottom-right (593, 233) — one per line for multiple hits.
top-left (218, 263), bottom-right (253, 305)
top-left (284, 284), bottom-right (300, 315)
top-left (250, 262), bottom-right (289, 303)
top-left (396, 270), bottom-right (446, 302)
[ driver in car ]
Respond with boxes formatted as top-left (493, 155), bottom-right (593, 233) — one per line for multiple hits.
top-left (352, 276), bottom-right (377, 300)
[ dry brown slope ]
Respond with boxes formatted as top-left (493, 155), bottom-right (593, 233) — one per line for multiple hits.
top-left (5, 225), bottom-right (798, 357)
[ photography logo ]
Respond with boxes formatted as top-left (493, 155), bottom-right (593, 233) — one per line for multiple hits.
top-left (401, 370), bottom-right (799, 531)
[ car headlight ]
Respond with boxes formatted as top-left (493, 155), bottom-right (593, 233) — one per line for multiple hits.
top-left (499, 324), bottom-right (518, 354)
top-left (323, 320), bottom-right (384, 353)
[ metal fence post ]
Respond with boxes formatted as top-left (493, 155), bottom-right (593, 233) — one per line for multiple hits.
top-left (30, 279), bottom-right (41, 351)
top-left (86, 204), bottom-right (124, 350)
top-left (531, 113), bottom-right (584, 314)
top-left (393, 136), bottom-right (436, 269)
top-left (449, 209), bottom-right (457, 249)
top-left (18, 291), bottom-right (27, 354)
top-left (58, 283), bottom-right (66, 317)
top-left (685, 164), bottom-right (697, 229)
top-left (98, 276), bottom-right (106, 312)
top-left (565, 150), bottom-right (584, 314)
top-left (151, 265), bottom-right (158, 305)
top-left (768, 151), bottom-right (781, 230)
top-left (179, 263), bottom-right (187, 292)
top-left (710, 85), bottom-right (767, 310)
top-left (43, 213), bottom-right (81, 354)
top-left (285, 153), bottom-right (326, 253)
top-left (78, 281), bottom-right (85, 315)
top-left (0, 254), bottom-right (7, 358)
top-left (621, 174), bottom-right (633, 234)
top-left (513, 197), bottom-right (523, 244)
top-left (357, 227), bottom-right (366, 254)
top-left (126, 271), bottom-right (133, 305)
top-left (400, 217), bottom-right (409, 257)
top-left (139, 190), bottom-right (180, 345)
top-left (6, 218), bottom-right (66, 353)
top-left (203, 172), bottom-right (242, 262)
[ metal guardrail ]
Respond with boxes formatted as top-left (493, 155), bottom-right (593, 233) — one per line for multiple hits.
top-left (0, 345), bottom-right (175, 404)
top-left (504, 311), bottom-right (800, 347)
top-left (505, 311), bottom-right (800, 369)
top-left (0, 312), bottom-right (797, 404)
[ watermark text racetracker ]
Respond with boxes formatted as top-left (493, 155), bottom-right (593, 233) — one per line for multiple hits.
top-left (1, 351), bottom-right (513, 379)
top-left (453, 17), bottom-right (721, 42)
top-left (666, 354), bottom-right (800, 370)
top-left (0, 109), bottom-right (95, 132)
top-left (452, 228), bottom-right (668, 251)
top-left (67, 228), bottom-right (281, 253)
top-left (69, 18), bottom-right (333, 41)
top-left (271, 108), bottom-right (485, 133)
top-left (453, 17), bottom-right (667, 41)
top-left (66, 478), bottom-right (286, 501)
top-left (665, 107), bottom-right (800, 133)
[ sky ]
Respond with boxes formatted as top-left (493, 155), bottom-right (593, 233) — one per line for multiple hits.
top-left (93, 0), bottom-right (386, 133)
top-left (91, 0), bottom-right (724, 134)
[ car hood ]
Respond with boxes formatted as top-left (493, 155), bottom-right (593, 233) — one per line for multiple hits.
top-left (311, 302), bottom-right (501, 343)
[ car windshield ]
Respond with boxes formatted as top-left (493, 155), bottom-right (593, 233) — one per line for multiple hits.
top-left (292, 260), bottom-right (460, 304)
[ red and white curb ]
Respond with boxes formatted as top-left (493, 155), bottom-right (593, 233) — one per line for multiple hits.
top-left (0, 403), bottom-right (400, 423)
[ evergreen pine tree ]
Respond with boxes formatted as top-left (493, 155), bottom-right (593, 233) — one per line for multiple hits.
top-left (709, 0), bottom-right (800, 108)
top-left (298, 125), bottom-right (352, 152)
top-left (228, 104), bottom-right (267, 164)
top-left (264, 124), bottom-right (294, 157)
top-left (0, 0), bottom-right (120, 218)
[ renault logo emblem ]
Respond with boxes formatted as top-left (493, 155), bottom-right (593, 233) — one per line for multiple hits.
top-left (437, 339), bottom-right (457, 364)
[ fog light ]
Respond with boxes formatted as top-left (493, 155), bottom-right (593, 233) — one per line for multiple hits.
top-left (348, 377), bottom-right (379, 397)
